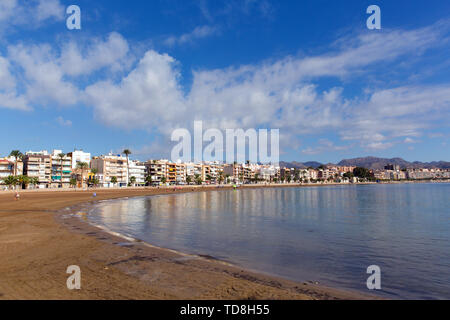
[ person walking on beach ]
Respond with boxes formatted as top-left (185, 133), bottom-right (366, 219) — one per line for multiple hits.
top-left (15, 192), bottom-right (20, 201)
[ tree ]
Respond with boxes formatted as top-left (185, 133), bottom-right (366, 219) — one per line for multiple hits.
top-left (17, 175), bottom-right (29, 189)
top-left (194, 174), bottom-right (202, 185)
top-left (30, 177), bottom-right (39, 188)
top-left (91, 177), bottom-right (100, 188)
top-left (186, 176), bottom-right (192, 185)
top-left (343, 172), bottom-right (354, 180)
top-left (58, 153), bottom-right (66, 188)
top-left (9, 150), bottom-right (23, 177)
top-left (111, 176), bottom-right (118, 186)
top-left (123, 149), bottom-right (131, 185)
top-left (218, 172), bottom-right (224, 185)
top-left (353, 167), bottom-right (374, 180)
top-left (161, 177), bottom-right (167, 184)
top-left (76, 162), bottom-right (89, 188)
top-left (130, 176), bottom-right (136, 186)
top-left (3, 176), bottom-right (18, 189)
top-left (145, 175), bottom-right (152, 186)
top-left (70, 178), bottom-right (77, 189)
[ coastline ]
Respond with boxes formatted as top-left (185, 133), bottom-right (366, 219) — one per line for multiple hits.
top-left (1, 185), bottom-right (381, 300)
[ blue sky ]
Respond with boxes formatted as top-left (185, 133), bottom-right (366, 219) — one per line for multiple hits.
top-left (0, 0), bottom-right (449, 163)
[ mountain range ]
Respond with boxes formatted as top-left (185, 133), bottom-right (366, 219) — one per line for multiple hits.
top-left (280, 157), bottom-right (450, 170)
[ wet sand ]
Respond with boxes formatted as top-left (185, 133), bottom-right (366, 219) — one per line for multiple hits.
top-left (0, 186), bottom-right (374, 300)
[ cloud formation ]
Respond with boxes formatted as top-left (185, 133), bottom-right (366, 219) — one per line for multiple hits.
top-left (164, 25), bottom-right (218, 46)
top-left (1, 17), bottom-right (450, 156)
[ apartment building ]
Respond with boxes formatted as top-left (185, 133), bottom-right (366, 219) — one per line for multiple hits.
top-left (67, 150), bottom-right (91, 169)
top-left (145, 160), bottom-right (168, 185)
top-left (128, 160), bottom-right (146, 186)
top-left (0, 159), bottom-right (13, 180)
top-left (175, 162), bottom-right (187, 184)
top-left (23, 151), bottom-right (52, 188)
top-left (223, 163), bottom-right (255, 183)
top-left (257, 165), bottom-right (278, 182)
top-left (91, 153), bottom-right (128, 187)
top-left (166, 162), bottom-right (177, 184)
top-left (50, 150), bottom-right (72, 188)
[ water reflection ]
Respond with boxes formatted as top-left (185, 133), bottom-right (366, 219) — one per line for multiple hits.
top-left (88, 184), bottom-right (450, 299)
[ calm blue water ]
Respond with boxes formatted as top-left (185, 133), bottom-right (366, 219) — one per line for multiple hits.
top-left (86, 184), bottom-right (450, 299)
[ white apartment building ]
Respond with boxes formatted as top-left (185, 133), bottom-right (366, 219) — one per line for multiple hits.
top-left (128, 160), bottom-right (146, 186)
top-left (68, 150), bottom-right (91, 169)
top-left (0, 159), bottom-right (13, 180)
top-left (50, 150), bottom-right (72, 188)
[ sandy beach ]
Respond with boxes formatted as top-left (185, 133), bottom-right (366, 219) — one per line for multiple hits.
top-left (0, 186), bottom-right (372, 300)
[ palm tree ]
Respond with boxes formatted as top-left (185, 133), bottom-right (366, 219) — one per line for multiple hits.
top-left (186, 176), bottom-right (192, 185)
top-left (9, 150), bottom-right (23, 179)
top-left (129, 176), bottom-right (136, 186)
top-left (58, 153), bottom-right (66, 188)
top-left (30, 177), bottom-right (39, 189)
top-left (194, 174), bottom-right (202, 185)
top-left (218, 172), bottom-right (224, 185)
top-left (111, 176), bottom-right (118, 187)
top-left (91, 177), bottom-right (100, 188)
top-left (123, 149), bottom-right (131, 185)
top-left (90, 168), bottom-right (98, 187)
top-left (76, 162), bottom-right (89, 189)
top-left (4, 176), bottom-right (18, 190)
top-left (161, 177), bottom-right (167, 185)
top-left (70, 178), bottom-right (77, 189)
top-left (17, 175), bottom-right (29, 190)
top-left (145, 175), bottom-right (152, 186)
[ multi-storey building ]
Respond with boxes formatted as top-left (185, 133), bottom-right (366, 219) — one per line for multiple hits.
top-left (0, 159), bottom-right (13, 180)
top-left (1, 156), bottom-right (24, 176)
top-left (23, 151), bottom-right (52, 188)
top-left (91, 153), bottom-right (128, 187)
top-left (67, 150), bottom-right (91, 169)
top-left (166, 162), bottom-right (177, 184)
top-left (257, 165), bottom-right (278, 182)
top-left (128, 160), bottom-right (146, 186)
top-left (145, 160), bottom-right (169, 185)
top-left (50, 150), bottom-right (72, 188)
top-left (175, 162), bottom-right (187, 184)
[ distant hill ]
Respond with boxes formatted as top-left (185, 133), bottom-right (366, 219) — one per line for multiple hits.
top-left (338, 157), bottom-right (450, 170)
top-left (280, 157), bottom-right (450, 170)
top-left (279, 161), bottom-right (323, 169)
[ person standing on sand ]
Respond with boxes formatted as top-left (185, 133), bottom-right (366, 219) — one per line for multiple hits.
top-left (15, 192), bottom-right (20, 201)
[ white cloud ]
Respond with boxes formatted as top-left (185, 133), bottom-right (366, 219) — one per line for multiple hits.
top-left (56, 116), bottom-right (72, 127)
top-left (35, 0), bottom-right (65, 22)
top-left (8, 43), bottom-right (80, 106)
top-left (59, 32), bottom-right (131, 76)
top-left (5, 33), bottom-right (132, 108)
top-left (404, 137), bottom-right (418, 144)
top-left (0, 55), bottom-right (30, 110)
top-left (2, 16), bottom-right (450, 155)
top-left (80, 21), bottom-right (450, 155)
top-left (0, 0), bottom-right (64, 33)
top-left (164, 25), bottom-right (217, 46)
top-left (302, 139), bottom-right (350, 155)
top-left (85, 50), bottom-right (186, 132)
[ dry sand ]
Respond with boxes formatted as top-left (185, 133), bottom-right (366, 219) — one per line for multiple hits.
top-left (0, 186), bottom-right (372, 300)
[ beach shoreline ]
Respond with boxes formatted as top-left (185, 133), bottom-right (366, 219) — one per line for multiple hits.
top-left (0, 186), bottom-right (379, 300)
